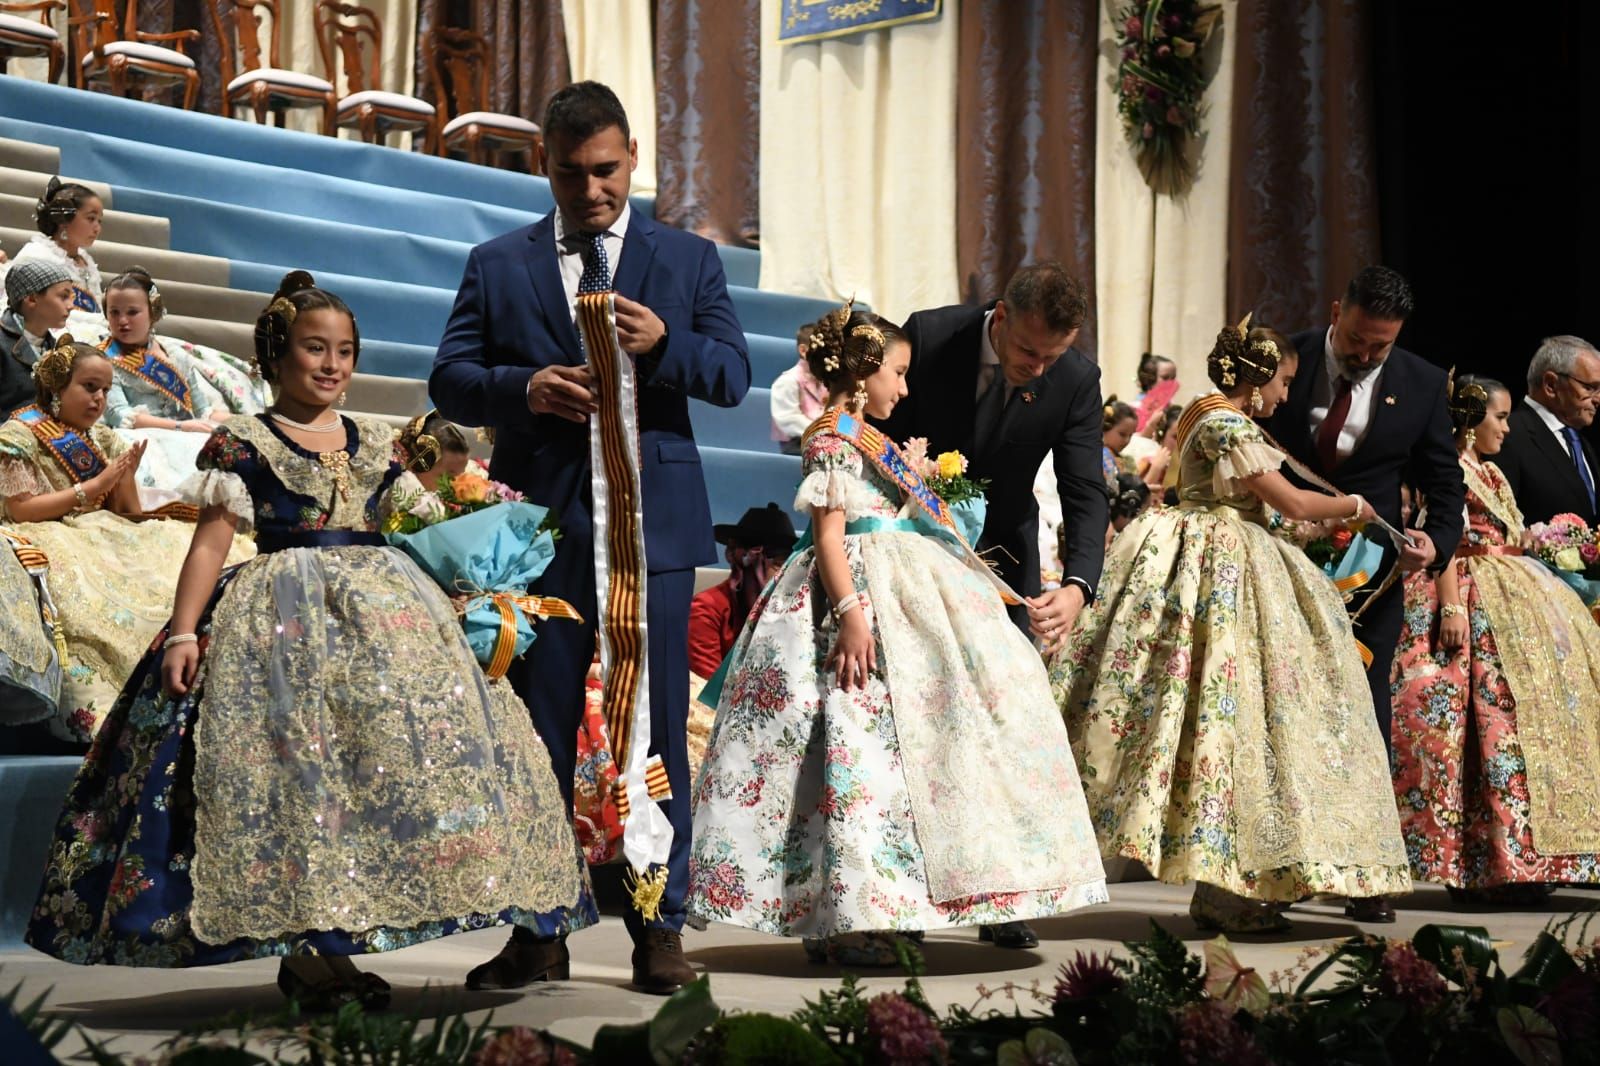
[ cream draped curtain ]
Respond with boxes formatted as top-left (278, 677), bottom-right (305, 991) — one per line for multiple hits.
top-left (561, 0), bottom-right (659, 195)
top-left (1093, 0), bottom-right (1238, 404)
top-left (757, 0), bottom-right (961, 323)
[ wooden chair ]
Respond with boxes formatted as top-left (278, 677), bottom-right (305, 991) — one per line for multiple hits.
top-left (0, 1), bottom-right (65, 84)
top-left (314, 1), bottom-right (436, 152)
top-left (209, 0), bottom-right (336, 133)
top-left (69, 0), bottom-right (198, 109)
top-left (424, 26), bottom-right (540, 169)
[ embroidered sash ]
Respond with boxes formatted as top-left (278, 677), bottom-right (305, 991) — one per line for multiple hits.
top-left (70, 286), bottom-right (98, 314)
top-left (1460, 456), bottom-right (1525, 543)
top-left (100, 339), bottom-right (192, 415)
top-left (577, 291), bottom-right (673, 901)
top-left (15, 405), bottom-right (106, 485)
top-left (803, 409), bottom-right (1022, 605)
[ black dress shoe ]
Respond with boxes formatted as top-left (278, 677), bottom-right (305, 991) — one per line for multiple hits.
top-left (978, 921), bottom-right (1039, 948)
top-left (1344, 895), bottom-right (1397, 923)
top-left (631, 928), bottom-right (697, 995)
top-left (464, 935), bottom-right (570, 990)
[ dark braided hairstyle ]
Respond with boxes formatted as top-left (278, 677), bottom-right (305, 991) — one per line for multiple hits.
top-left (35, 177), bottom-right (98, 237)
top-left (104, 265), bottom-right (165, 324)
top-left (252, 270), bottom-right (360, 383)
top-left (1207, 315), bottom-right (1284, 392)
top-left (1109, 471), bottom-right (1151, 523)
top-left (1101, 396), bottom-right (1136, 432)
top-left (1448, 374), bottom-right (1505, 435)
top-left (802, 302), bottom-right (906, 399)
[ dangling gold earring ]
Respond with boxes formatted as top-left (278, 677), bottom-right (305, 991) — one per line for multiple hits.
top-left (337, 391), bottom-right (347, 408)
top-left (850, 380), bottom-right (869, 414)
top-left (1249, 386), bottom-right (1264, 413)
top-left (1464, 428), bottom-right (1477, 453)
top-left (49, 394), bottom-right (61, 418)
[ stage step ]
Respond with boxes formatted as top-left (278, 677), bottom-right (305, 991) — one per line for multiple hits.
top-left (0, 190), bottom-right (169, 250)
top-left (0, 756), bottom-right (78, 946)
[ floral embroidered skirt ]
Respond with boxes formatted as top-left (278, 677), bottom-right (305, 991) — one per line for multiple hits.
top-left (1050, 506), bottom-right (1411, 902)
top-left (27, 545), bottom-right (594, 967)
top-left (688, 530), bottom-right (1108, 937)
top-left (1391, 559), bottom-right (1600, 888)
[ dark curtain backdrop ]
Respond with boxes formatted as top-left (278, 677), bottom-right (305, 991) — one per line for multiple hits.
top-left (1371, 0), bottom-right (1598, 392)
top-left (1227, 0), bottom-right (1379, 335)
top-left (653, 0), bottom-right (759, 248)
top-left (955, 0), bottom-right (1098, 356)
top-left (414, 0), bottom-right (572, 134)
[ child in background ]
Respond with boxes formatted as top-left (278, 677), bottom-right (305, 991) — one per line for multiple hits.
top-left (0, 260), bottom-right (75, 414)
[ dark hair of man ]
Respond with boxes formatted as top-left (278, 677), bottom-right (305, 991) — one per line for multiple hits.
top-left (543, 81), bottom-right (631, 144)
top-left (1002, 261), bottom-right (1088, 336)
top-left (1344, 266), bottom-right (1415, 322)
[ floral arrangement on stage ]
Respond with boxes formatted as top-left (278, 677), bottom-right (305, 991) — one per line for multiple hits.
top-left (1528, 512), bottom-right (1600, 621)
top-left (49, 917), bottom-right (1600, 1063)
top-left (904, 437), bottom-right (990, 546)
top-left (384, 472), bottom-right (575, 678)
top-left (1113, 0), bottom-right (1223, 197)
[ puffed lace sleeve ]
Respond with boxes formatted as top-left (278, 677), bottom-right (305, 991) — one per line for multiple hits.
top-left (795, 431), bottom-right (876, 516)
top-left (0, 421), bottom-right (42, 501)
top-left (1197, 412), bottom-right (1285, 497)
top-left (179, 428), bottom-right (255, 529)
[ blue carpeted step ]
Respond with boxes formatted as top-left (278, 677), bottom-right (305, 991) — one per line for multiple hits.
top-left (699, 446), bottom-right (803, 527)
top-left (748, 333), bottom-right (797, 389)
top-left (0, 756), bottom-right (78, 946)
top-left (691, 387), bottom-right (779, 454)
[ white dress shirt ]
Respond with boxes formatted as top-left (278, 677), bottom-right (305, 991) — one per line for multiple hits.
top-left (554, 201), bottom-right (629, 321)
top-left (1309, 326), bottom-right (1384, 462)
top-left (1526, 395), bottom-right (1595, 482)
top-left (975, 308), bottom-right (1015, 403)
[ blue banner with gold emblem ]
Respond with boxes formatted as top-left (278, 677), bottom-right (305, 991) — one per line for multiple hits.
top-left (779, 0), bottom-right (941, 45)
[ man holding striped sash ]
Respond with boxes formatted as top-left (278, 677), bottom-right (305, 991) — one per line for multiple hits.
top-left (433, 81), bottom-right (750, 994)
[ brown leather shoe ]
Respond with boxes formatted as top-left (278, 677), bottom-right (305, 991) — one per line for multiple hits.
top-left (464, 935), bottom-right (570, 990)
top-left (1344, 895), bottom-right (1397, 923)
top-left (631, 928), bottom-right (696, 995)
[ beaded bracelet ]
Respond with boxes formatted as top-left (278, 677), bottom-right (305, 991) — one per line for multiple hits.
top-left (162, 633), bottom-right (198, 649)
top-left (1439, 603), bottom-right (1466, 620)
top-left (71, 484), bottom-right (87, 513)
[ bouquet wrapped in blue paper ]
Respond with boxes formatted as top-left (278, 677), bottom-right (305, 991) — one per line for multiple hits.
top-left (386, 486), bottom-right (580, 677)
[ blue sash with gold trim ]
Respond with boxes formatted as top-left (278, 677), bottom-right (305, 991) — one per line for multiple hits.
top-left (71, 286), bottom-right (98, 314)
top-left (101, 339), bottom-right (192, 415)
top-left (15, 405), bottom-right (106, 484)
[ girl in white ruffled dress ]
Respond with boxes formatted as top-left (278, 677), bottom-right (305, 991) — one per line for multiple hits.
top-left (687, 304), bottom-right (1107, 966)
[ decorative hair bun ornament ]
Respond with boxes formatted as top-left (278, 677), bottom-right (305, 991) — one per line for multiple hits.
top-left (399, 409), bottom-right (443, 472)
top-left (1448, 370), bottom-right (1489, 434)
top-left (253, 270), bottom-right (318, 376)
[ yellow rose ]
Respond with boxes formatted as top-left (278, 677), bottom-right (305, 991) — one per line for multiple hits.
top-left (936, 451), bottom-right (964, 479)
top-left (1555, 546), bottom-right (1585, 572)
top-left (450, 473), bottom-right (494, 504)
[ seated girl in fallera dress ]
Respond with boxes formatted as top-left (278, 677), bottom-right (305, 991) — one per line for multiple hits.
top-left (1390, 375), bottom-right (1600, 904)
top-left (687, 303), bottom-right (1107, 967)
top-left (99, 266), bottom-right (235, 500)
top-left (1050, 317), bottom-right (1411, 934)
top-left (27, 272), bottom-right (592, 1011)
top-left (7, 178), bottom-right (268, 416)
top-left (0, 338), bottom-right (254, 742)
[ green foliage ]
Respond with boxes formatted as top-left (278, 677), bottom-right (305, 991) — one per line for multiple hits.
top-left (3, 975), bottom-right (75, 1053)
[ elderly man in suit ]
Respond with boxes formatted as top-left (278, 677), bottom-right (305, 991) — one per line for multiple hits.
top-left (874, 260), bottom-right (1107, 950)
top-left (1492, 335), bottom-right (1600, 528)
top-left (431, 81), bottom-right (750, 995)
top-left (1262, 265), bottom-right (1465, 923)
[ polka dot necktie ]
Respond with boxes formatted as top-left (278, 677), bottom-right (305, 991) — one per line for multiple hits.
top-left (578, 231), bottom-right (610, 295)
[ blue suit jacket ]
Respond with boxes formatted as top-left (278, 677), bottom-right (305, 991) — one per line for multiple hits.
top-left (430, 211), bottom-right (750, 574)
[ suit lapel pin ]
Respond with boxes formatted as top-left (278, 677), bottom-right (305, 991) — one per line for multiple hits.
top-left (1021, 391), bottom-right (1036, 405)
top-left (1384, 395), bottom-right (1396, 405)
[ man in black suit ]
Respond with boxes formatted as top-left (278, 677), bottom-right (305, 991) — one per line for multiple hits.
top-left (1263, 265), bottom-right (1465, 922)
top-left (875, 261), bottom-right (1107, 949)
top-left (1491, 335), bottom-right (1600, 527)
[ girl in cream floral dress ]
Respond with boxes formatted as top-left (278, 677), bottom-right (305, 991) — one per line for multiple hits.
top-left (1051, 320), bottom-right (1410, 933)
top-left (27, 274), bottom-right (590, 1011)
top-left (688, 305), bottom-right (1107, 966)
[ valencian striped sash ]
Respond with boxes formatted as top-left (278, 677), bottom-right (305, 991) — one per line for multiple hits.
top-left (100, 339), bottom-right (192, 415)
top-left (577, 291), bottom-right (673, 891)
top-left (14, 405), bottom-right (106, 484)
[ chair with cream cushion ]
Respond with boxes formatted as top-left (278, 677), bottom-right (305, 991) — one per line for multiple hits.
top-left (315, 0), bottom-right (437, 153)
top-left (209, 0), bottom-right (336, 133)
top-left (69, 0), bottom-right (198, 110)
top-left (0, 0), bottom-right (65, 84)
top-left (425, 26), bottom-right (541, 170)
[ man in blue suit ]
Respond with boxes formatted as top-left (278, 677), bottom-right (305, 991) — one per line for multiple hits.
top-left (431, 81), bottom-right (750, 994)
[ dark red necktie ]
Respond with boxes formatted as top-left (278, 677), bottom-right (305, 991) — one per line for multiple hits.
top-left (1316, 376), bottom-right (1353, 472)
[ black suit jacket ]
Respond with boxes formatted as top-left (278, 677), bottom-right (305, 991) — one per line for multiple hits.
top-left (0, 310), bottom-right (43, 418)
top-left (1493, 402), bottom-right (1599, 527)
top-left (873, 303), bottom-right (1108, 600)
top-left (1264, 329), bottom-right (1465, 573)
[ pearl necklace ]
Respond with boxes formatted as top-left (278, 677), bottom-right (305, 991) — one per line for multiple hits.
top-left (270, 408), bottom-right (342, 433)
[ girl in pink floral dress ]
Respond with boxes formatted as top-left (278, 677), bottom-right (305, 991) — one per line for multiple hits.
top-left (687, 304), bottom-right (1107, 966)
top-left (1390, 376), bottom-right (1600, 903)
